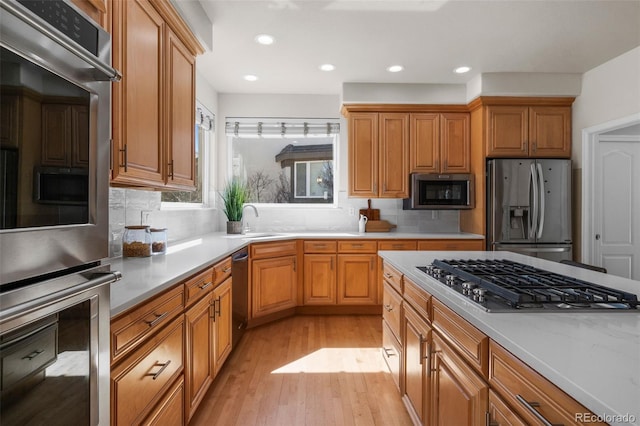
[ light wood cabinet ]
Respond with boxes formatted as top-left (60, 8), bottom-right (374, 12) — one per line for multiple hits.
top-left (303, 254), bottom-right (336, 305)
top-left (347, 112), bottom-right (409, 198)
top-left (431, 333), bottom-right (489, 426)
top-left (488, 389), bottom-right (527, 426)
top-left (402, 303), bottom-right (431, 425)
top-left (251, 251), bottom-right (297, 318)
top-left (111, 316), bottom-right (184, 425)
top-left (110, 0), bottom-right (202, 190)
top-left (489, 341), bottom-right (607, 426)
top-left (212, 277), bottom-right (232, 375)
top-left (337, 253), bottom-right (378, 305)
top-left (410, 112), bottom-right (470, 173)
top-left (184, 292), bottom-right (213, 422)
top-left (417, 239), bottom-right (484, 251)
top-left (486, 104), bottom-right (571, 158)
top-left (142, 376), bottom-right (185, 426)
top-left (41, 103), bottom-right (89, 168)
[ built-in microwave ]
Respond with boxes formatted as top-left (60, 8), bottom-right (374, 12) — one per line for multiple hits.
top-left (403, 173), bottom-right (474, 210)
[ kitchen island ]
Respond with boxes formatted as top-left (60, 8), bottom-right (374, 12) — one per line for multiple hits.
top-left (379, 250), bottom-right (640, 426)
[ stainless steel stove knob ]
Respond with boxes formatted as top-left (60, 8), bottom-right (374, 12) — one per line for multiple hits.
top-left (445, 275), bottom-right (456, 284)
top-left (472, 288), bottom-right (487, 303)
top-left (462, 282), bottom-right (476, 295)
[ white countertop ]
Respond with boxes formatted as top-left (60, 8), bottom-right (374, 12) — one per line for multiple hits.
top-left (106, 231), bottom-right (483, 316)
top-left (378, 250), bottom-right (640, 426)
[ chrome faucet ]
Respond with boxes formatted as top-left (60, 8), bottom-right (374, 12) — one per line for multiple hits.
top-left (242, 204), bottom-right (259, 233)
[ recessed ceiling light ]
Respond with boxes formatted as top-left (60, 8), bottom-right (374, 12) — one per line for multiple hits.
top-left (254, 34), bottom-right (275, 45)
top-left (244, 75), bottom-right (258, 82)
top-left (454, 66), bottom-right (471, 74)
top-left (387, 65), bottom-right (404, 73)
top-left (319, 64), bottom-right (335, 72)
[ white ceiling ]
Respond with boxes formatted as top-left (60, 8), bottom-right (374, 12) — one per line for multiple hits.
top-left (195, 0), bottom-right (640, 95)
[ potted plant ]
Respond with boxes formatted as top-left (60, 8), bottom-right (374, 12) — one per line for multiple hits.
top-left (220, 179), bottom-right (249, 234)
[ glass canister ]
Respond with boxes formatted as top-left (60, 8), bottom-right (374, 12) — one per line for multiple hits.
top-left (150, 228), bottom-right (168, 255)
top-left (122, 225), bottom-right (152, 257)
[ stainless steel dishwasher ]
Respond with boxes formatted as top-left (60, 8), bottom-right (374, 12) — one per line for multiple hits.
top-left (231, 247), bottom-right (249, 348)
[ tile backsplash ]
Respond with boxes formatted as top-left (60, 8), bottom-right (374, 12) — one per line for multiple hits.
top-left (109, 189), bottom-right (459, 257)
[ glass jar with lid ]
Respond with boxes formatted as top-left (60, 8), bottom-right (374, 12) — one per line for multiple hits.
top-left (122, 226), bottom-right (151, 257)
top-left (150, 228), bottom-right (167, 255)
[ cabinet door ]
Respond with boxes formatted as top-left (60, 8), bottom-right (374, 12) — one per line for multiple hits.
top-left (403, 304), bottom-right (431, 425)
top-left (486, 105), bottom-right (528, 157)
top-left (440, 113), bottom-right (470, 173)
top-left (337, 254), bottom-right (377, 305)
top-left (111, 0), bottom-right (164, 186)
top-left (348, 113), bottom-right (378, 197)
top-left (184, 292), bottom-right (213, 421)
top-left (528, 106), bottom-right (571, 158)
top-left (165, 27), bottom-right (196, 190)
top-left (303, 254), bottom-right (336, 305)
top-left (410, 113), bottom-right (440, 173)
top-left (41, 104), bottom-right (71, 167)
top-left (379, 113), bottom-right (409, 198)
top-left (431, 334), bottom-right (488, 426)
top-left (212, 277), bottom-right (233, 375)
top-left (251, 256), bottom-right (297, 318)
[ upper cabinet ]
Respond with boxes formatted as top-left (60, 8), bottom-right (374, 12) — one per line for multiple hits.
top-left (484, 99), bottom-right (573, 158)
top-left (346, 112), bottom-right (409, 198)
top-left (410, 112), bottom-right (470, 173)
top-left (110, 0), bottom-right (203, 190)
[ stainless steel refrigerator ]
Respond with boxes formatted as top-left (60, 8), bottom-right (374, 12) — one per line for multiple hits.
top-left (487, 159), bottom-right (572, 262)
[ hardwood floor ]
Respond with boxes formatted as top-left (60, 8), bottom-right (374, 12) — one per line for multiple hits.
top-left (190, 315), bottom-right (412, 426)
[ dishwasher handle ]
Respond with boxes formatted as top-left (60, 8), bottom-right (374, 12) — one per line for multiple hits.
top-left (232, 253), bottom-right (249, 262)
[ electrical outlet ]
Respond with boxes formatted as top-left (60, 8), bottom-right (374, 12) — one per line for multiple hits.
top-left (348, 207), bottom-right (355, 216)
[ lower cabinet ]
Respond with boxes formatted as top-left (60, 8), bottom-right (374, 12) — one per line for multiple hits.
top-left (402, 303), bottom-right (431, 425)
top-left (431, 333), bottom-right (488, 425)
top-left (251, 255), bottom-right (297, 318)
top-left (337, 253), bottom-right (378, 304)
top-left (212, 277), bottom-right (233, 375)
top-left (488, 389), bottom-right (527, 426)
top-left (142, 376), bottom-right (185, 426)
top-left (303, 254), bottom-right (337, 304)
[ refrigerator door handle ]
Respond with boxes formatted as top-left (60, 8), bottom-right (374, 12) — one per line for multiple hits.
top-left (529, 164), bottom-right (538, 239)
top-left (536, 163), bottom-right (545, 239)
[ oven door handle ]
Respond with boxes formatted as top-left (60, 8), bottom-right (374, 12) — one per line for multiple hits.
top-left (2, 0), bottom-right (122, 82)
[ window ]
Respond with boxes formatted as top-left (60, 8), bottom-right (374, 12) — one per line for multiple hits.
top-left (161, 104), bottom-right (213, 206)
top-left (227, 119), bottom-right (339, 205)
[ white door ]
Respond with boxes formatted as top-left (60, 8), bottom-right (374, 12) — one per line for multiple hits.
top-left (593, 135), bottom-right (640, 279)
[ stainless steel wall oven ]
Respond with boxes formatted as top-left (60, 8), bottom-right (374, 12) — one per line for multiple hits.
top-left (0, 1), bottom-right (121, 424)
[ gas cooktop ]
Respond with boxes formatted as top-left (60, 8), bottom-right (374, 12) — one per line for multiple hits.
top-left (417, 259), bottom-right (639, 312)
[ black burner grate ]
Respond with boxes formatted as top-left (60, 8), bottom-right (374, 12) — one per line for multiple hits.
top-left (432, 259), bottom-right (638, 308)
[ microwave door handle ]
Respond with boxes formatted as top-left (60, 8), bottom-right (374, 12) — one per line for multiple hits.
top-left (536, 163), bottom-right (545, 239)
top-left (529, 164), bottom-right (538, 239)
top-left (3, 1), bottom-right (122, 82)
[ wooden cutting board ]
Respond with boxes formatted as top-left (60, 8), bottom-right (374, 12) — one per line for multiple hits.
top-left (365, 220), bottom-right (396, 232)
top-left (359, 199), bottom-right (380, 220)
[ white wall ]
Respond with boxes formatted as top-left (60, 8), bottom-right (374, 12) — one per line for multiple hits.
top-left (572, 47), bottom-right (640, 168)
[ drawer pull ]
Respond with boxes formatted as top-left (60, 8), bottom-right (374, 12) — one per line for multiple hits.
top-left (383, 304), bottom-right (393, 312)
top-left (210, 299), bottom-right (217, 321)
top-left (145, 311), bottom-right (169, 328)
top-left (384, 272), bottom-right (393, 279)
top-left (22, 349), bottom-right (45, 360)
top-left (314, 243), bottom-right (327, 248)
top-left (150, 360), bottom-right (172, 380)
top-left (515, 394), bottom-right (562, 426)
top-left (418, 335), bottom-right (428, 365)
top-left (199, 281), bottom-right (212, 290)
top-left (351, 243), bottom-right (364, 248)
top-left (382, 347), bottom-right (396, 358)
top-left (222, 267), bottom-right (231, 273)
top-left (392, 244), bottom-right (404, 249)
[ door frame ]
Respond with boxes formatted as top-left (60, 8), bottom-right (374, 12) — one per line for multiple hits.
top-left (581, 112), bottom-right (640, 264)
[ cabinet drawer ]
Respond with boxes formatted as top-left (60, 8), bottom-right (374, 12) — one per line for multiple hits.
top-left (378, 240), bottom-right (417, 251)
top-left (1, 322), bottom-right (58, 391)
top-left (382, 281), bottom-right (402, 340)
top-left (213, 256), bottom-right (232, 285)
top-left (112, 316), bottom-right (184, 426)
top-left (432, 298), bottom-right (488, 378)
top-left (184, 267), bottom-right (214, 307)
top-left (142, 375), bottom-right (184, 426)
top-left (303, 240), bottom-right (337, 253)
top-left (417, 239), bottom-right (484, 251)
top-left (337, 240), bottom-right (377, 253)
top-left (250, 240), bottom-right (298, 259)
top-left (382, 321), bottom-right (402, 392)
top-left (489, 341), bottom-right (606, 426)
top-left (111, 285), bottom-right (184, 363)
top-left (403, 277), bottom-right (431, 323)
top-left (382, 262), bottom-right (403, 293)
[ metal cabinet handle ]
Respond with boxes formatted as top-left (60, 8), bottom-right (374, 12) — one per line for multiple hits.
top-left (199, 281), bottom-right (212, 291)
top-left (168, 160), bottom-right (174, 179)
top-left (145, 311), bottom-right (169, 327)
top-left (119, 145), bottom-right (128, 172)
top-left (215, 296), bottom-right (221, 317)
top-left (222, 266), bottom-right (232, 273)
top-left (351, 243), bottom-right (364, 248)
top-left (293, 258), bottom-right (297, 272)
top-left (382, 347), bottom-right (396, 358)
top-left (22, 349), bottom-right (45, 360)
top-left (515, 394), bottom-right (562, 426)
top-left (383, 304), bottom-right (393, 312)
top-left (210, 298), bottom-right (217, 321)
top-left (384, 272), bottom-right (393, 279)
top-left (150, 360), bottom-right (171, 380)
top-left (418, 334), bottom-right (428, 365)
